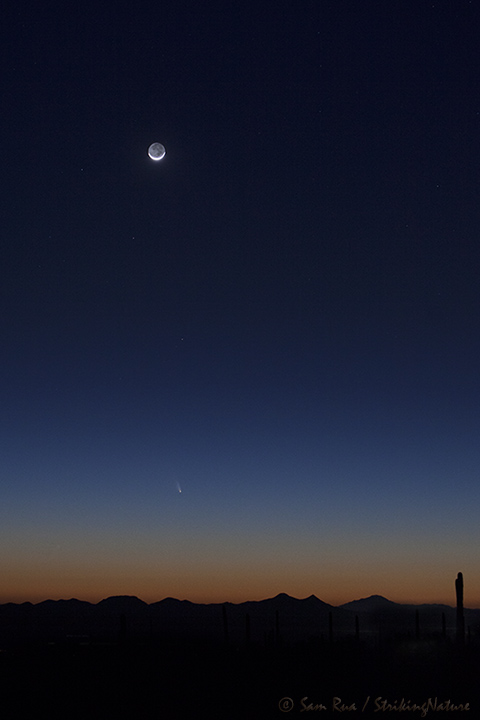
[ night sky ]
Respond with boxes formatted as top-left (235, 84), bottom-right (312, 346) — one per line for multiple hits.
top-left (2, 0), bottom-right (480, 607)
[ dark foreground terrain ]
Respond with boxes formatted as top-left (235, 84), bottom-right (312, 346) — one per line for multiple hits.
top-left (1, 594), bottom-right (479, 719)
top-left (1, 634), bottom-right (479, 719)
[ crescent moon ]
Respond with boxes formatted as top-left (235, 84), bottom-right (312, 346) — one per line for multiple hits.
top-left (148, 143), bottom-right (166, 161)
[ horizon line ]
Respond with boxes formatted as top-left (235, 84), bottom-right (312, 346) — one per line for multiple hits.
top-left (1, 591), bottom-right (478, 610)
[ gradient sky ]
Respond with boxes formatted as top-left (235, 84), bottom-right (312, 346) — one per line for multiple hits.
top-left (2, 0), bottom-right (480, 607)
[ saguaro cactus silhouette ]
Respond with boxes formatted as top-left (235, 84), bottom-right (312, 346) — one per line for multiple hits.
top-left (455, 571), bottom-right (465, 645)
top-left (222, 604), bottom-right (229, 647)
top-left (119, 613), bottom-right (127, 643)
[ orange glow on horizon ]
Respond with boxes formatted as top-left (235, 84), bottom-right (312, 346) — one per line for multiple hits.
top-left (2, 553), bottom-right (478, 608)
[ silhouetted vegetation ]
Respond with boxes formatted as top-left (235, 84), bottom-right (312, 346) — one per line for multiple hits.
top-left (1, 577), bottom-right (479, 718)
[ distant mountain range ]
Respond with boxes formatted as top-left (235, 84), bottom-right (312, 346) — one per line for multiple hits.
top-left (1, 593), bottom-right (479, 648)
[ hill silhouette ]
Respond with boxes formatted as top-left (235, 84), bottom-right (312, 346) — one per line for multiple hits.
top-left (1, 592), bottom-right (480, 719)
top-left (1, 592), bottom-right (479, 648)
top-left (340, 594), bottom-right (397, 611)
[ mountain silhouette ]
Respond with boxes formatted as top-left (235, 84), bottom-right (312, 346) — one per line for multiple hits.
top-left (1, 592), bottom-right (480, 720)
top-left (1, 592), bottom-right (478, 649)
top-left (340, 594), bottom-right (399, 612)
top-left (96, 595), bottom-right (149, 613)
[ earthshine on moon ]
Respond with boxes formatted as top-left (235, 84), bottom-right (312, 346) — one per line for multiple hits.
top-left (148, 142), bottom-right (166, 161)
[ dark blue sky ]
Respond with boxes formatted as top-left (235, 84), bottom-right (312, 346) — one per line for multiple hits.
top-left (2, 0), bottom-right (480, 605)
